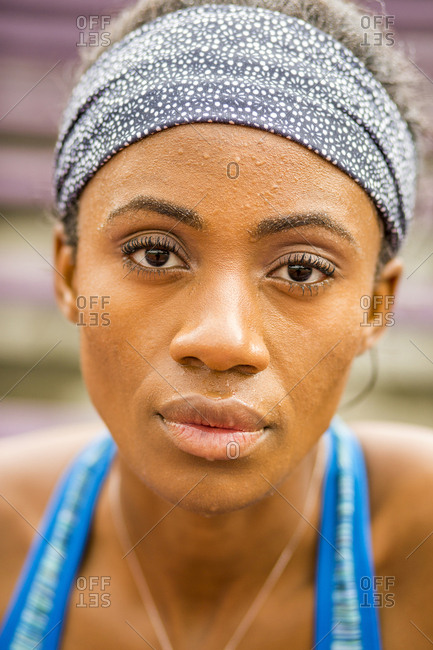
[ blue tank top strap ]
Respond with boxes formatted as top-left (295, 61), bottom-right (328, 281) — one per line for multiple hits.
top-left (0, 431), bottom-right (117, 650)
top-left (314, 415), bottom-right (382, 649)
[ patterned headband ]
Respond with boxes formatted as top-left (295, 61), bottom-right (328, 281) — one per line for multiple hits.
top-left (54, 3), bottom-right (417, 252)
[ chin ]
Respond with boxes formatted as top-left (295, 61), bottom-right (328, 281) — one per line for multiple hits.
top-left (137, 462), bottom-right (276, 516)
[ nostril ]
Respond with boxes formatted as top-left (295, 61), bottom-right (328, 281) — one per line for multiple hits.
top-left (178, 356), bottom-right (203, 367)
top-left (236, 365), bottom-right (260, 375)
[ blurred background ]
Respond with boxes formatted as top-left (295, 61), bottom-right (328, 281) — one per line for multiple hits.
top-left (0, 0), bottom-right (432, 437)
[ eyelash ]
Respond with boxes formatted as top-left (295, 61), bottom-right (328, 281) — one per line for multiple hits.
top-left (121, 236), bottom-right (336, 293)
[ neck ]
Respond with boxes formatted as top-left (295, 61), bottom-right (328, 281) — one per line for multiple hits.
top-left (109, 435), bottom-right (326, 615)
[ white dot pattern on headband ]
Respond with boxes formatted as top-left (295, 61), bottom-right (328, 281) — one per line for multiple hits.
top-left (54, 2), bottom-right (417, 252)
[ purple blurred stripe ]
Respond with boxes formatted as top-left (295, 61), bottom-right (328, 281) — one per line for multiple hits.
top-left (0, 146), bottom-right (54, 206)
top-left (0, 0), bottom-right (131, 15)
top-left (0, 400), bottom-right (100, 437)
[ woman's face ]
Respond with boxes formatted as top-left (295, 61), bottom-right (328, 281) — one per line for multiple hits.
top-left (55, 123), bottom-right (399, 514)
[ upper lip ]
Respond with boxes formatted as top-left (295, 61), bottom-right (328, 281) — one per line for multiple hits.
top-left (158, 394), bottom-right (270, 431)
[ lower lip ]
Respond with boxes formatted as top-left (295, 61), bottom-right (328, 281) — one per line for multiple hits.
top-left (159, 417), bottom-right (268, 461)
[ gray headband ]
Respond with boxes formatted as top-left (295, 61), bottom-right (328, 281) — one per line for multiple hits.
top-left (54, 3), bottom-right (417, 252)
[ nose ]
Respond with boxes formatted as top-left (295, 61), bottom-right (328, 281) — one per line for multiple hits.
top-left (169, 277), bottom-right (270, 374)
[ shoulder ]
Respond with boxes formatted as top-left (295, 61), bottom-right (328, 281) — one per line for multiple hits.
top-left (348, 420), bottom-right (433, 648)
top-left (348, 419), bottom-right (433, 515)
top-left (0, 421), bottom-right (107, 505)
top-left (0, 421), bottom-right (105, 619)
top-left (347, 419), bottom-right (433, 556)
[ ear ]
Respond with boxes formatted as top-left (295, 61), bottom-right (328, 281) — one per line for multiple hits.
top-left (357, 256), bottom-right (403, 356)
top-left (53, 222), bottom-right (79, 324)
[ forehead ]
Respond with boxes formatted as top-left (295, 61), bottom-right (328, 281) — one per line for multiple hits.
top-left (79, 122), bottom-right (379, 243)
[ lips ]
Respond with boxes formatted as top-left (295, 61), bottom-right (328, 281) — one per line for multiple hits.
top-left (158, 394), bottom-right (268, 432)
top-left (157, 394), bottom-right (271, 461)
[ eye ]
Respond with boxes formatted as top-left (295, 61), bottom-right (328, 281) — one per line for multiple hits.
top-left (269, 252), bottom-right (335, 286)
top-left (121, 234), bottom-right (187, 274)
top-left (274, 264), bottom-right (328, 284)
top-left (131, 245), bottom-right (182, 269)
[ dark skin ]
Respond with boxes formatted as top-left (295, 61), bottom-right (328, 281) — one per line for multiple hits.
top-left (1, 123), bottom-right (433, 649)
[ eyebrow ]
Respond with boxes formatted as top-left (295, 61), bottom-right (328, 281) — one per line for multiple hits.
top-left (248, 213), bottom-right (356, 245)
top-left (105, 195), bottom-right (205, 230)
top-left (105, 195), bottom-right (356, 245)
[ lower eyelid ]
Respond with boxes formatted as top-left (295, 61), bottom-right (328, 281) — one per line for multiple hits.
top-left (122, 256), bottom-right (188, 280)
top-left (286, 277), bottom-right (332, 294)
top-left (265, 269), bottom-right (334, 297)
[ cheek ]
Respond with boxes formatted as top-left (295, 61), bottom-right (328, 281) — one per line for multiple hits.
top-left (266, 280), bottom-right (371, 374)
top-left (262, 285), bottom-right (370, 438)
top-left (78, 301), bottom-right (156, 414)
top-left (76, 269), bottom-right (185, 439)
